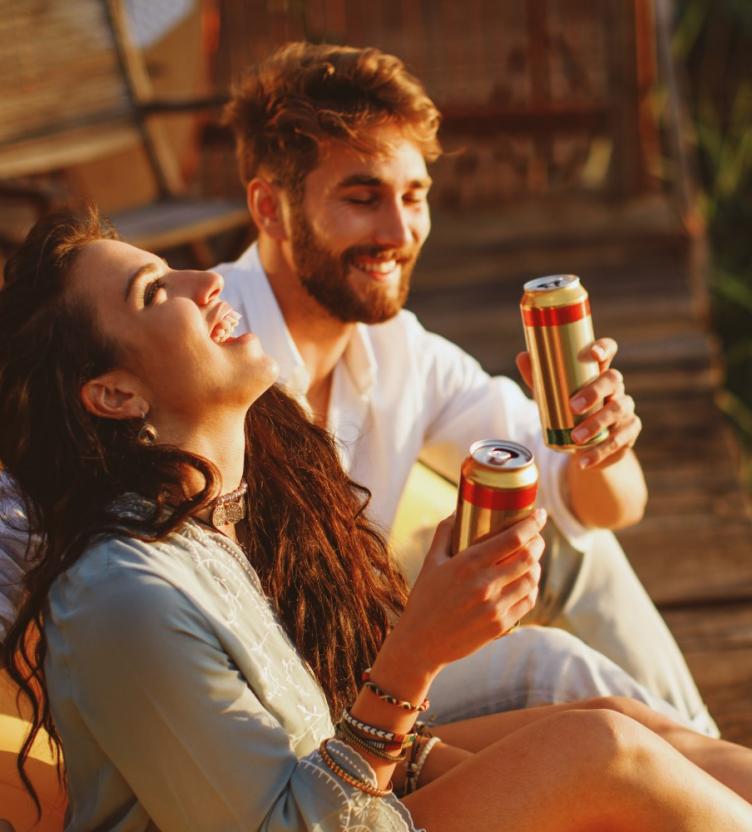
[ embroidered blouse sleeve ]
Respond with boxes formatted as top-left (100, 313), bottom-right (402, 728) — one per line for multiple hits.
top-left (0, 474), bottom-right (34, 638)
top-left (49, 543), bottom-right (416, 832)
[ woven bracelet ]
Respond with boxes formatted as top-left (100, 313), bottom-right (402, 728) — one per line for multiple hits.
top-left (336, 722), bottom-right (408, 762)
top-left (341, 709), bottom-right (416, 749)
top-left (361, 668), bottom-right (430, 713)
top-left (319, 739), bottom-right (393, 797)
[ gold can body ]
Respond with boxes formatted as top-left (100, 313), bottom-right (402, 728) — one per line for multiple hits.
top-left (451, 440), bottom-right (539, 555)
top-left (520, 274), bottom-right (607, 451)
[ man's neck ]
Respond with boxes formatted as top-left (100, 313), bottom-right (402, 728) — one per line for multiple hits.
top-left (258, 236), bottom-right (354, 424)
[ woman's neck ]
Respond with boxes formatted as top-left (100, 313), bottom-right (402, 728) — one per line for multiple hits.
top-left (154, 408), bottom-right (247, 503)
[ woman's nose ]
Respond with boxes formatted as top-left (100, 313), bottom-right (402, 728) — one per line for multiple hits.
top-left (194, 270), bottom-right (224, 305)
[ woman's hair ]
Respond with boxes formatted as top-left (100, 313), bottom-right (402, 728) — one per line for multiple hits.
top-left (0, 210), bottom-right (408, 812)
top-left (224, 41), bottom-right (442, 189)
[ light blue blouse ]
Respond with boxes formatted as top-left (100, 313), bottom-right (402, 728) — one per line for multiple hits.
top-left (44, 504), bottom-right (419, 831)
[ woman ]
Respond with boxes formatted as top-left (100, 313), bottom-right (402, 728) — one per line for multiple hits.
top-left (1, 211), bottom-right (751, 831)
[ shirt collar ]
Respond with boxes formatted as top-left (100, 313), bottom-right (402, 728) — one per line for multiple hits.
top-left (238, 243), bottom-right (377, 402)
top-left (235, 244), bottom-right (311, 400)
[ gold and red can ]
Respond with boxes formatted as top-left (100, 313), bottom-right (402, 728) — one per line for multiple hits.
top-left (520, 274), bottom-right (608, 451)
top-left (451, 439), bottom-right (539, 555)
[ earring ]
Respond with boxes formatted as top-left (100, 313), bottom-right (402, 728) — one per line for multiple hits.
top-left (137, 411), bottom-right (157, 445)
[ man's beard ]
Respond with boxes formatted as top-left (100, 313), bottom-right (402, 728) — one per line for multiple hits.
top-left (289, 202), bottom-right (419, 325)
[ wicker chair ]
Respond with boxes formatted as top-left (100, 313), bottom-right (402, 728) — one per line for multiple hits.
top-left (0, 0), bottom-right (248, 266)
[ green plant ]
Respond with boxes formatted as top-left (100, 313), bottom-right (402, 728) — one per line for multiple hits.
top-left (674, 0), bottom-right (752, 483)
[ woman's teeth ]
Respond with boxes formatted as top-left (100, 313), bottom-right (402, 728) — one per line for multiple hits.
top-left (211, 311), bottom-right (241, 344)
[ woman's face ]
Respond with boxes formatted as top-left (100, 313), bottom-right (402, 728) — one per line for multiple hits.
top-left (70, 239), bottom-right (278, 423)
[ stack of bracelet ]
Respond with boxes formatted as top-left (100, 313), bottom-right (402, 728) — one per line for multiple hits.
top-left (318, 671), bottom-right (436, 798)
top-left (335, 708), bottom-right (417, 762)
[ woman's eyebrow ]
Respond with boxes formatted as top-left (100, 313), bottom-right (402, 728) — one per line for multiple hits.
top-left (123, 260), bottom-right (166, 301)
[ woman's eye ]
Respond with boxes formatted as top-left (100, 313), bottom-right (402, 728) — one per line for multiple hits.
top-left (143, 278), bottom-right (166, 306)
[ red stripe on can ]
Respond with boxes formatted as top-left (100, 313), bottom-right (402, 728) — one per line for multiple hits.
top-left (460, 480), bottom-right (538, 511)
top-left (522, 299), bottom-right (591, 327)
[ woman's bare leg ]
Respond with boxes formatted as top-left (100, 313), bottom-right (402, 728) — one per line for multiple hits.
top-left (432, 695), bottom-right (752, 802)
top-left (404, 709), bottom-right (752, 832)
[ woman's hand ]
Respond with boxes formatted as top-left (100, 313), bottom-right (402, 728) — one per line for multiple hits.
top-left (376, 509), bottom-right (546, 688)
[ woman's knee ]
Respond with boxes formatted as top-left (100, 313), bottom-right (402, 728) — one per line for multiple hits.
top-left (549, 707), bottom-right (660, 777)
top-left (576, 695), bottom-right (678, 733)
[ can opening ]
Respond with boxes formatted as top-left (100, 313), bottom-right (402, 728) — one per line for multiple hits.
top-left (540, 277), bottom-right (567, 289)
top-left (488, 448), bottom-right (514, 465)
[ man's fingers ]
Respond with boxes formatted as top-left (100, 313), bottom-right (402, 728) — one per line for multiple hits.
top-left (570, 369), bottom-right (624, 415)
top-left (571, 393), bottom-right (635, 445)
top-left (576, 414), bottom-right (642, 470)
top-left (590, 337), bottom-right (618, 369)
top-left (515, 351), bottom-right (533, 390)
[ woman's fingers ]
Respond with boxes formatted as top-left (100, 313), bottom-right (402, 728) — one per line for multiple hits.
top-left (423, 513), bottom-right (456, 568)
top-left (456, 508), bottom-right (546, 571)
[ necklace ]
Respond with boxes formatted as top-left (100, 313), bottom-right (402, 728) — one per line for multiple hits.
top-left (210, 481), bottom-right (248, 528)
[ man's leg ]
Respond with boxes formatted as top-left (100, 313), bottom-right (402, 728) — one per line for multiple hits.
top-left (549, 529), bottom-right (719, 737)
top-left (427, 625), bottom-right (703, 731)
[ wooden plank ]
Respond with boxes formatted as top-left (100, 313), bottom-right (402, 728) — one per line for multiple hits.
top-left (663, 603), bottom-right (752, 744)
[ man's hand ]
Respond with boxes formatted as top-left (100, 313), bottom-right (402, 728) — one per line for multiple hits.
top-left (516, 337), bottom-right (642, 470)
top-left (516, 337), bottom-right (647, 529)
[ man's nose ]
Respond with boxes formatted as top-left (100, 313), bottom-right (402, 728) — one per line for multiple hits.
top-left (373, 201), bottom-right (412, 249)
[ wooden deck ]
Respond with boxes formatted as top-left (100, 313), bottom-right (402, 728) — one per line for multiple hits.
top-left (407, 197), bottom-right (752, 745)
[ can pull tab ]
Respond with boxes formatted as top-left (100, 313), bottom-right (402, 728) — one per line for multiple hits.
top-left (487, 448), bottom-right (513, 466)
top-left (540, 277), bottom-right (566, 289)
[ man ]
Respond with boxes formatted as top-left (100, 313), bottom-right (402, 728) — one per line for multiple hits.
top-left (214, 42), bottom-right (718, 735)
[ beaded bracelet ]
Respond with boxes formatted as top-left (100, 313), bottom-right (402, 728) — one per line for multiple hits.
top-left (336, 721), bottom-right (408, 762)
top-left (403, 736), bottom-right (441, 794)
top-left (341, 709), bottom-right (416, 751)
top-left (319, 739), bottom-right (393, 797)
top-left (413, 736), bottom-right (440, 784)
top-left (362, 668), bottom-right (430, 713)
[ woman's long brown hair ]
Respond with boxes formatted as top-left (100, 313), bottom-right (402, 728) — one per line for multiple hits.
top-left (0, 210), bottom-right (409, 814)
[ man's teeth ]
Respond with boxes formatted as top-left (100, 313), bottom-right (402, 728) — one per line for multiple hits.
top-left (354, 258), bottom-right (397, 274)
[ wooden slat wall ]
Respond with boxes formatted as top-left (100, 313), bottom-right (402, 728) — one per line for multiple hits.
top-left (209, 0), bottom-right (659, 203)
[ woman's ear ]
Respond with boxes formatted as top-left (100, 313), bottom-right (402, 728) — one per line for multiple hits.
top-left (247, 177), bottom-right (289, 241)
top-left (80, 371), bottom-right (149, 420)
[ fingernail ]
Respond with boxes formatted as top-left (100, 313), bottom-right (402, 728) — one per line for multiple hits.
top-left (572, 426), bottom-right (589, 442)
top-left (593, 344), bottom-right (607, 360)
top-left (579, 455), bottom-right (592, 469)
top-left (570, 396), bottom-right (587, 414)
top-left (535, 508), bottom-right (547, 523)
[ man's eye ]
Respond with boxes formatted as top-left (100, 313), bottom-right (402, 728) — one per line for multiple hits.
top-left (404, 192), bottom-right (426, 205)
top-left (345, 194), bottom-right (377, 206)
top-left (143, 278), bottom-right (166, 306)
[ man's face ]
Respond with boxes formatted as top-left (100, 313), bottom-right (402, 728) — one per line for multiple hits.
top-left (286, 125), bottom-right (432, 324)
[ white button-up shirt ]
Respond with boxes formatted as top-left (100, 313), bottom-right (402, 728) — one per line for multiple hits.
top-left (216, 244), bottom-right (590, 550)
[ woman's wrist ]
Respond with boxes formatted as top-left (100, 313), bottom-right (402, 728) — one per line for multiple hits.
top-left (371, 625), bottom-right (441, 703)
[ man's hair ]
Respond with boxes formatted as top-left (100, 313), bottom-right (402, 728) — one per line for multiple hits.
top-left (224, 41), bottom-right (442, 188)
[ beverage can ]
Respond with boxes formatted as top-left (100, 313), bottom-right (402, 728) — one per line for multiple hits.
top-left (520, 274), bottom-right (608, 451)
